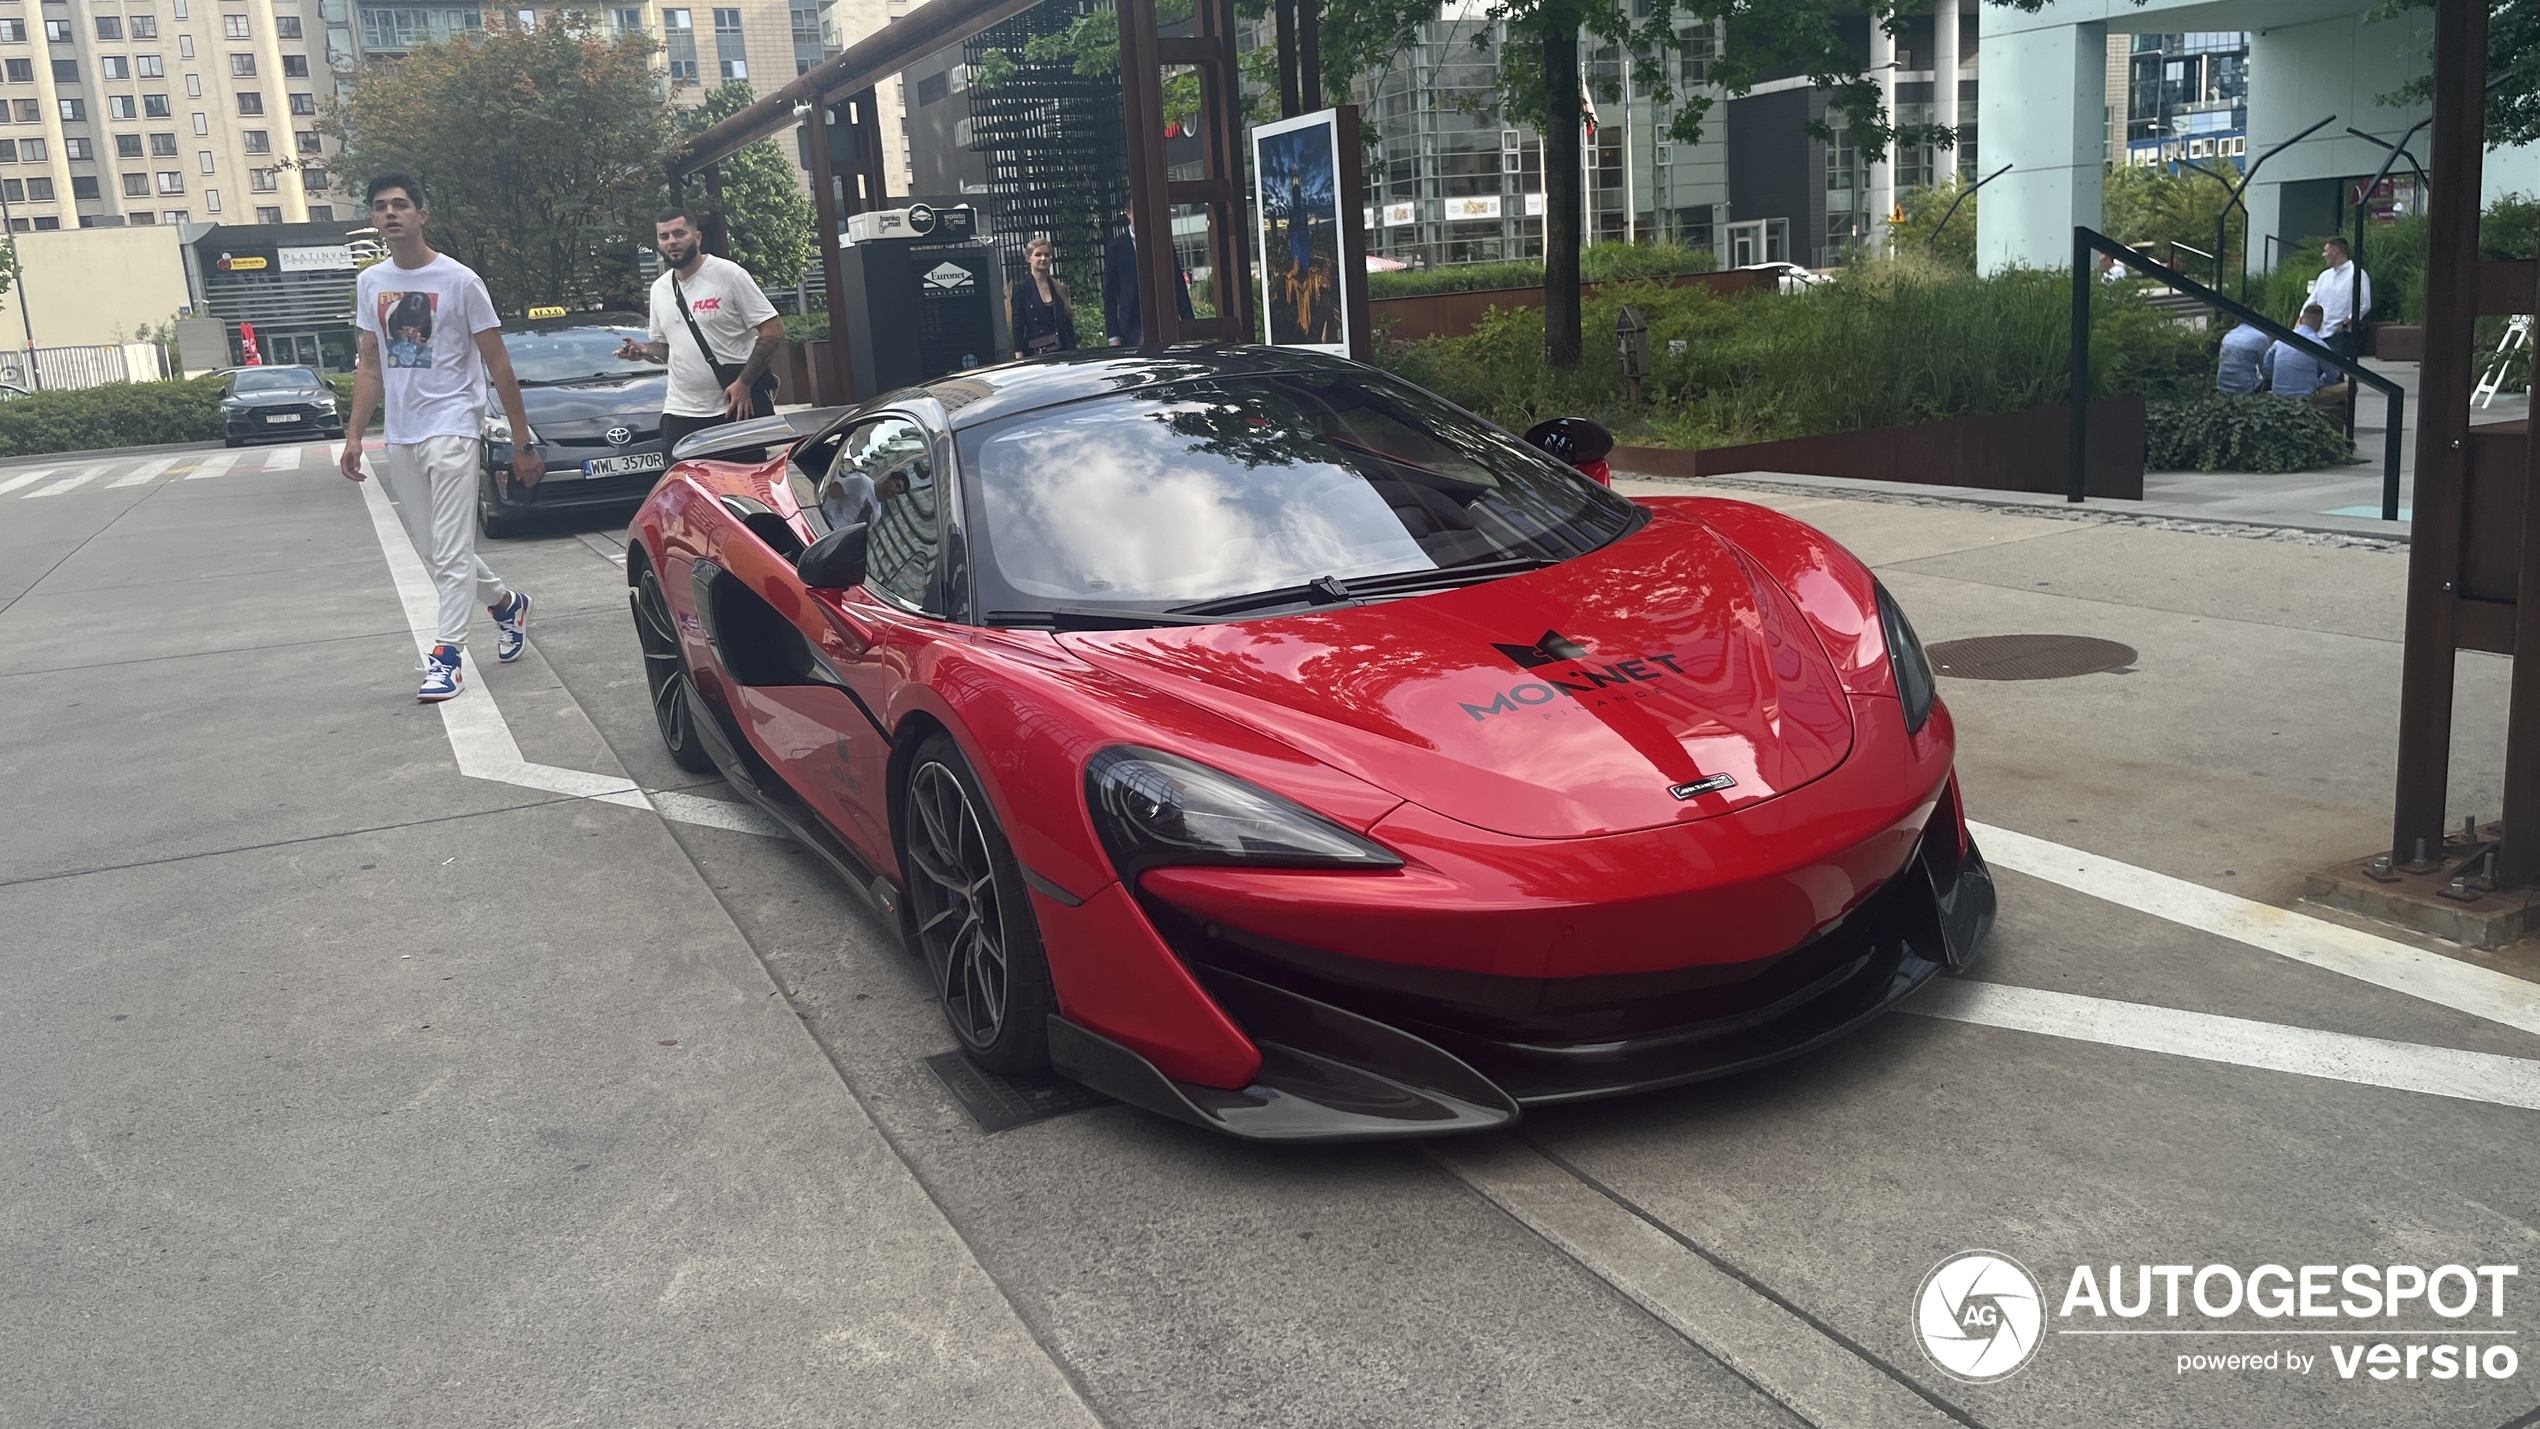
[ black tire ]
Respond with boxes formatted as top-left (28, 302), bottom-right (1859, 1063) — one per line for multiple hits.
top-left (222, 433), bottom-right (241, 448)
top-left (901, 732), bottom-right (1054, 1073)
top-left (629, 555), bottom-right (721, 775)
top-left (478, 497), bottom-right (525, 540)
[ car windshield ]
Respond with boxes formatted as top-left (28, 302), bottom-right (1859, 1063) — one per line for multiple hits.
top-left (503, 327), bottom-right (660, 384)
top-left (231, 368), bottom-right (317, 393)
top-left (962, 369), bottom-right (1642, 621)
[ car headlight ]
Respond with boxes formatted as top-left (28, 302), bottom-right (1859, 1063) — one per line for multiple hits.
top-left (482, 410), bottom-right (535, 445)
top-left (1085, 747), bottom-right (1403, 881)
top-left (1876, 581), bottom-right (1936, 735)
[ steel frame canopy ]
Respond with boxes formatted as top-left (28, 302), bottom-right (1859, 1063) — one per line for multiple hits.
top-left (665, 0), bottom-right (1260, 401)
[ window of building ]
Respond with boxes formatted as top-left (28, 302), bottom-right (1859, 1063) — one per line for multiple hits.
top-left (179, 34), bottom-right (194, 57)
top-left (301, 166), bottom-right (324, 189)
top-left (3, 179), bottom-right (22, 202)
top-left (307, 203), bottom-right (330, 220)
top-left (13, 100), bottom-right (39, 123)
top-left (144, 93), bottom-right (170, 116)
top-left (712, 7), bottom-right (738, 31)
top-left (287, 91), bottom-right (313, 114)
top-left (71, 174), bottom-right (97, 198)
top-left (515, 8), bottom-right (534, 26)
top-left (25, 176), bottom-right (53, 200)
top-left (276, 15), bottom-right (302, 36)
top-left (159, 210), bottom-right (187, 222)
top-left (205, 187), bottom-right (219, 211)
top-left (97, 16), bottom-right (125, 39)
top-left (255, 204), bottom-right (280, 222)
top-left (58, 98), bottom-right (86, 121)
top-left (4, 60), bottom-right (29, 83)
top-left (44, 20), bottom-right (73, 43)
top-left (230, 52), bottom-right (255, 75)
top-left (662, 8), bottom-right (695, 81)
top-left (19, 137), bottom-right (42, 160)
top-left (156, 170), bottom-right (183, 192)
top-left (101, 56), bottom-right (130, 79)
top-left (281, 54), bottom-right (306, 76)
top-left (137, 55), bottom-right (163, 77)
top-left (235, 91), bottom-right (261, 114)
top-left (719, 57), bottom-right (743, 78)
top-left (611, 6), bottom-right (640, 32)
top-left (151, 132), bottom-right (176, 154)
top-left (60, 137), bottom-right (84, 158)
top-left (127, 210), bottom-right (156, 223)
top-left (32, 215), bottom-right (59, 229)
top-left (225, 15), bottom-right (253, 39)
top-left (192, 112), bottom-right (208, 133)
top-left (122, 171), bottom-right (150, 194)
top-left (51, 58), bottom-right (78, 82)
top-left (0, 21), bottom-right (24, 42)
top-left (0, 140), bottom-right (16, 161)
top-left (185, 73), bottom-right (200, 95)
top-left (249, 166), bottom-right (274, 190)
top-left (294, 129), bottom-right (318, 153)
top-left (197, 148), bottom-right (213, 172)
top-left (174, 0), bottom-right (189, 18)
top-left (109, 94), bottom-right (138, 119)
top-left (117, 133), bottom-right (143, 156)
top-left (5, 217), bottom-right (26, 231)
top-left (131, 16), bottom-right (159, 39)
top-left (241, 128), bottom-right (267, 152)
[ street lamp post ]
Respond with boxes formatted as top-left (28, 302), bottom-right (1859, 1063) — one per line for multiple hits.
top-left (0, 179), bottom-right (39, 390)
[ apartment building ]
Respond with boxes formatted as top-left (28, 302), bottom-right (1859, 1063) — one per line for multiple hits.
top-left (0, 0), bottom-right (341, 232)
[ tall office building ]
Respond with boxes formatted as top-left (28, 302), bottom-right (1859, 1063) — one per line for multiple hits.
top-left (0, 0), bottom-right (342, 231)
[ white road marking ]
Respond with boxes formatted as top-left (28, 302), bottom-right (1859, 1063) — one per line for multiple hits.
top-left (1907, 979), bottom-right (2540, 1113)
top-left (184, 451), bottom-right (241, 480)
top-left (107, 455), bottom-right (181, 488)
top-left (1970, 820), bottom-right (2540, 1040)
top-left (356, 471), bottom-right (782, 839)
top-left (1431, 1136), bottom-right (1962, 1429)
top-left (25, 464), bottom-right (108, 497)
top-left (260, 443), bottom-right (304, 471)
top-left (0, 468), bottom-right (57, 496)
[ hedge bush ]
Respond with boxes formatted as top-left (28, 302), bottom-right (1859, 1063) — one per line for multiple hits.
top-left (0, 376), bottom-right (230, 458)
top-left (1367, 240), bottom-right (1720, 300)
top-left (2145, 394), bottom-right (2356, 473)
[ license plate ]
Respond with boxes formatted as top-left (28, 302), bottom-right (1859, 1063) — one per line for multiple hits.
top-left (583, 451), bottom-right (666, 478)
top-left (264, 413), bottom-right (301, 423)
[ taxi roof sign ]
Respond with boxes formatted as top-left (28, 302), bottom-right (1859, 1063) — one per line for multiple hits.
top-left (526, 304), bottom-right (568, 319)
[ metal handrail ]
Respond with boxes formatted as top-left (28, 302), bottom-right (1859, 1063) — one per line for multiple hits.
top-left (2068, 227), bottom-right (2407, 520)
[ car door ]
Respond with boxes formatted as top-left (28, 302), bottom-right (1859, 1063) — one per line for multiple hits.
top-left (727, 412), bottom-right (947, 871)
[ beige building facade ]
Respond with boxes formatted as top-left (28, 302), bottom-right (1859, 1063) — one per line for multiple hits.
top-left (0, 0), bottom-right (339, 232)
top-left (0, 219), bottom-right (190, 341)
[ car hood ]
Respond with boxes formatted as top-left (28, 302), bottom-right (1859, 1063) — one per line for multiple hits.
top-left (225, 388), bottom-right (327, 406)
top-left (520, 373), bottom-right (669, 427)
top-left (1060, 505), bottom-right (1857, 840)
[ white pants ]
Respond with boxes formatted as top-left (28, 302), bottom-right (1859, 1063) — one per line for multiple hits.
top-left (377, 435), bottom-right (511, 651)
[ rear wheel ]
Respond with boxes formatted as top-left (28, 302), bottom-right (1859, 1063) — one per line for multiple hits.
top-left (902, 733), bottom-right (1053, 1072)
top-left (629, 554), bottom-right (719, 775)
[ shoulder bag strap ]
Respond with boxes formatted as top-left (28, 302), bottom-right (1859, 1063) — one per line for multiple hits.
top-left (670, 271), bottom-right (736, 381)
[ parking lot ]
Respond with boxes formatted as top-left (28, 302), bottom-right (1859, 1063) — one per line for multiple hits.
top-left (4, 436), bottom-right (2536, 1428)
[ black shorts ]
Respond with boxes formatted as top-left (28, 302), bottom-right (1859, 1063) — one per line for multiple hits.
top-left (660, 390), bottom-right (777, 455)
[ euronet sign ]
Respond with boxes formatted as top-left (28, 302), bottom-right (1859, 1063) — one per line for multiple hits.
top-left (1917, 1251), bottom-right (2522, 1386)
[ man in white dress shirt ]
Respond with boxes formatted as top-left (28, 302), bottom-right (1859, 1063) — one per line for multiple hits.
top-left (2307, 236), bottom-right (2372, 363)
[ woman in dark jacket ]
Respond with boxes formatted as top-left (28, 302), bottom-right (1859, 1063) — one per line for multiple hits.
top-left (1008, 236), bottom-right (1077, 359)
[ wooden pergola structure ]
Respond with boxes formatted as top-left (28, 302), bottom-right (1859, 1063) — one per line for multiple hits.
top-left (663, 0), bottom-right (1366, 401)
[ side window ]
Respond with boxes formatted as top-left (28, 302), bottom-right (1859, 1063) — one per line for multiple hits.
top-left (826, 416), bottom-right (938, 609)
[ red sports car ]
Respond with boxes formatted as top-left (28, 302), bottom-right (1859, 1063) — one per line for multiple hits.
top-left (628, 348), bottom-right (1994, 1141)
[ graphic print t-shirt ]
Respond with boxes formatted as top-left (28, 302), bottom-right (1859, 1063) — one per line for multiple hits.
top-left (356, 253), bottom-right (502, 444)
top-left (649, 254), bottom-right (779, 417)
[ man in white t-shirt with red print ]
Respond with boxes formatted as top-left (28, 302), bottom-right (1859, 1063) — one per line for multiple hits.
top-left (339, 171), bottom-right (543, 703)
top-left (616, 209), bottom-right (783, 451)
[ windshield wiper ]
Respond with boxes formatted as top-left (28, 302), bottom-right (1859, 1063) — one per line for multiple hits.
top-left (1166, 556), bottom-right (1560, 617)
top-left (988, 606), bottom-right (1223, 630)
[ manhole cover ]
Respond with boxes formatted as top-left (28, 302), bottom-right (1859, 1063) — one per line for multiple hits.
top-left (1925, 634), bottom-right (2138, 681)
top-left (926, 1051), bottom-right (1111, 1133)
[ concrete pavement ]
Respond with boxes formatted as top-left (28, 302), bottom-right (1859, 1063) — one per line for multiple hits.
top-left (3, 440), bottom-right (2537, 1427)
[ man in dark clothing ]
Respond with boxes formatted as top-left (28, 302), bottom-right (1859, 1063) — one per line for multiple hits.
top-left (1103, 206), bottom-right (1196, 346)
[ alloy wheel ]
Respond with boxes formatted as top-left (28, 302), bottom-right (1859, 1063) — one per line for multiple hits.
top-left (631, 564), bottom-right (713, 772)
top-left (906, 759), bottom-right (1011, 1051)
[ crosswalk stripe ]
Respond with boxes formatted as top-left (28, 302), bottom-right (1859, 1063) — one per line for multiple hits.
top-left (25, 464), bottom-right (108, 498)
top-left (260, 443), bottom-right (303, 471)
top-left (0, 467), bottom-right (57, 496)
top-left (184, 451), bottom-right (241, 481)
top-left (106, 454), bottom-right (181, 488)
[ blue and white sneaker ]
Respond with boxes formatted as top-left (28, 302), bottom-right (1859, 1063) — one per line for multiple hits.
top-left (492, 591), bottom-right (531, 663)
top-left (417, 644), bottom-right (463, 702)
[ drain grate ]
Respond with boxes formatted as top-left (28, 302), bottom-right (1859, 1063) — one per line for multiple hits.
top-left (1925, 634), bottom-right (2139, 681)
top-left (926, 1052), bottom-right (1112, 1134)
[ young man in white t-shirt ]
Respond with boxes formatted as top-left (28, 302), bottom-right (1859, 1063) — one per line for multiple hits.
top-left (615, 210), bottom-right (783, 451)
top-left (339, 171), bottom-right (544, 702)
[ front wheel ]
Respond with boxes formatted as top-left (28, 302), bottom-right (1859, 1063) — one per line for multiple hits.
top-left (630, 556), bottom-right (720, 775)
top-left (478, 494), bottom-right (525, 540)
top-left (901, 732), bottom-right (1054, 1072)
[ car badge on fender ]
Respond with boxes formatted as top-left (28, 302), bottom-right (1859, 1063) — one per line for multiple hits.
top-left (1669, 774), bottom-right (1737, 800)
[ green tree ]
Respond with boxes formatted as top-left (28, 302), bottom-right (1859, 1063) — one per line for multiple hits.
top-left (2368, 0), bottom-right (2540, 146)
top-left (681, 80), bottom-right (815, 288)
top-left (2101, 163), bottom-right (2244, 279)
top-left (326, 15), bottom-right (671, 314)
top-left (1888, 181), bottom-right (1979, 272)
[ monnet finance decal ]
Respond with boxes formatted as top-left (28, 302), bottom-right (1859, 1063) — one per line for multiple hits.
top-left (1916, 1252), bottom-right (2523, 1386)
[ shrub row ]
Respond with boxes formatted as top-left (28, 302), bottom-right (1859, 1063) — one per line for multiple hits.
top-left (2145, 394), bottom-right (2356, 474)
top-left (1367, 240), bottom-right (1720, 300)
top-left (0, 376), bottom-right (230, 458)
